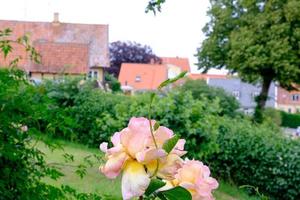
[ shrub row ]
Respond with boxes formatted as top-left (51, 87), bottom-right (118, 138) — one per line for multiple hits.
top-left (281, 111), bottom-right (300, 128)
top-left (32, 78), bottom-right (300, 199)
top-left (203, 118), bottom-right (300, 200)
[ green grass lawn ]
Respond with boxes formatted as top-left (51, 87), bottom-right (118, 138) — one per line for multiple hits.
top-left (37, 137), bottom-right (259, 200)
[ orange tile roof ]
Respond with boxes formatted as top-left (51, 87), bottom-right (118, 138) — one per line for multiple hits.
top-left (30, 42), bottom-right (88, 74)
top-left (119, 63), bottom-right (167, 90)
top-left (0, 19), bottom-right (109, 74)
top-left (188, 73), bottom-right (228, 80)
top-left (161, 57), bottom-right (190, 72)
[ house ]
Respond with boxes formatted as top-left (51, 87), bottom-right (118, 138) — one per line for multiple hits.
top-left (277, 87), bottom-right (300, 113)
top-left (0, 13), bottom-right (109, 82)
top-left (188, 74), bottom-right (277, 114)
top-left (207, 78), bottom-right (276, 114)
top-left (118, 57), bottom-right (190, 93)
top-left (188, 73), bottom-right (228, 81)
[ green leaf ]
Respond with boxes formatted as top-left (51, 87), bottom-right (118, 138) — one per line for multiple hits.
top-left (0, 40), bottom-right (12, 58)
top-left (145, 179), bottom-right (166, 196)
top-left (169, 71), bottom-right (188, 83)
top-left (154, 122), bottom-right (160, 131)
top-left (157, 71), bottom-right (187, 90)
top-left (150, 92), bottom-right (156, 104)
top-left (162, 135), bottom-right (179, 154)
top-left (157, 186), bottom-right (192, 200)
top-left (158, 79), bottom-right (171, 90)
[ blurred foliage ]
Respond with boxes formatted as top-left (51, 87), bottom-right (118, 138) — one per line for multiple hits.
top-left (104, 72), bottom-right (121, 93)
top-left (197, 0), bottom-right (300, 122)
top-left (281, 111), bottom-right (300, 128)
top-left (262, 108), bottom-right (282, 126)
top-left (106, 41), bottom-right (161, 77)
top-left (34, 77), bottom-right (300, 199)
top-left (179, 79), bottom-right (240, 117)
top-left (0, 69), bottom-right (102, 199)
top-left (204, 117), bottom-right (300, 200)
top-left (146, 0), bottom-right (166, 14)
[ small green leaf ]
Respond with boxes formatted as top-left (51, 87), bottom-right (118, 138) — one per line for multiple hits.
top-left (158, 79), bottom-right (171, 90)
top-left (157, 71), bottom-right (187, 90)
top-left (150, 92), bottom-right (156, 104)
top-left (145, 179), bottom-right (166, 196)
top-left (154, 122), bottom-right (160, 131)
top-left (162, 135), bottom-right (180, 154)
top-left (169, 71), bottom-right (188, 84)
top-left (157, 186), bottom-right (192, 200)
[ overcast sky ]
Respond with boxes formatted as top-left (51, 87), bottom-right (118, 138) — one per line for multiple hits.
top-left (0, 0), bottom-right (222, 73)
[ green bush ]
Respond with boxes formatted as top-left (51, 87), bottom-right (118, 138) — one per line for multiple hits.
top-left (263, 108), bottom-right (282, 126)
top-left (0, 69), bottom-right (64, 199)
top-left (27, 76), bottom-right (300, 199)
top-left (104, 72), bottom-right (122, 93)
top-left (281, 111), bottom-right (300, 128)
top-left (204, 118), bottom-right (300, 200)
top-left (179, 79), bottom-right (240, 117)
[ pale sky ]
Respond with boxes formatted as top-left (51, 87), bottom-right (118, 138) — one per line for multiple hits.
top-left (0, 0), bottom-right (223, 73)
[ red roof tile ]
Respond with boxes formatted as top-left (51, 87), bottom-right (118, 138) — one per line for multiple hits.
top-left (161, 57), bottom-right (190, 72)
top-left (119, 63), bottom-right (167, 90)
top-left (0, 19), bottom-right (109, 73)
top-left (188, 73), bottom-right (228, 80)
top-left (30, 42), bottom-right (88, 74)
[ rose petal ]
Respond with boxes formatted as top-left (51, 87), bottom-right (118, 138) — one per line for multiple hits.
top-left (99, 142), bottom-right (108, 153)
top-left (100, 152), bottom-right (128, 179)
top-left (121, 160), bottom-right (150, 200)
top-left (136, 148), bottom-right (167, 163)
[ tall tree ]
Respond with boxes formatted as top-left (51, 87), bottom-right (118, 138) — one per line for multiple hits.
top-left (197, 0), bottom-right (300, 122)
top-left (107, 41), bottom-right (161, 77)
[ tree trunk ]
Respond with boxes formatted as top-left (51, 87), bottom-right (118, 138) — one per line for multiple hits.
top-left (254, 77), bottom-right (272, 123)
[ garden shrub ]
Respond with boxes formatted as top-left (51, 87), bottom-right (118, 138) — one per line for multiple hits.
top-left (179, 79), bottom-right (240, 117)
top-left (204, 118), bottom-right (300, 200)
top-left (26, 77), bottom-right (300, 199)
top-left (263, 108), bottom-right (282, 126)
top-left (0, 69), bottom-right (103, 199)
top-left (129, 91), bottom-right (221, 158)
top-left (281, 111), bottom-right (300, 128)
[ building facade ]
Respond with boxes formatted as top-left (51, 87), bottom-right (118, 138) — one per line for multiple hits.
top-left (118, 57), bottom-right (190, 93)
top-left (0, 13), bottom-right (109, 82)
top-left (277, 87), bottom-right (300, 113)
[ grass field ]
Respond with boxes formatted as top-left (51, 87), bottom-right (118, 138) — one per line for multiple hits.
top-left (37, 137), bottom-right (259, 200)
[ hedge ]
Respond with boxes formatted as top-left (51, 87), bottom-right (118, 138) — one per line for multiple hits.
top-left (281, 111), bottom-right (300, 128)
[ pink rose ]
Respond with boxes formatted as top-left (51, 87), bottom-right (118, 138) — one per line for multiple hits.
top-left (175, 160), bottom-right (218, 200)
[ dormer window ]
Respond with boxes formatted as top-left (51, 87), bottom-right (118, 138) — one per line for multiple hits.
top-left (232, 91), bottom-right (240, 100)
top-left (135, 75), bottom-right (141, 82)
top-left (292, 94), bottom-right (299, 101)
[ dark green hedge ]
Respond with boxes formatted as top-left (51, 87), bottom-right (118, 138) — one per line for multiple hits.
top-left (204, 118), bottom-right (300, 200)
top-left (281, 111), bottom-right (300, 128)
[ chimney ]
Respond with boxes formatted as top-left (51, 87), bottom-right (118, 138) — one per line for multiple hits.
top-left (53, 12), bottom-right (60, 24)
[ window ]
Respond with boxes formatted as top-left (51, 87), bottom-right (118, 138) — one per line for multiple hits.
top-left (93, 71), bottom-right (98, 79)
top-left (292, 94), bottom-right (299, 101)
top-left (251, 91), bottom-right (260, 101)
top-left (288, 108), bottom-right (292, 113)
top-left (88, 70), bottom-right (98, 79)
top-left (135, 75), bottom-right (141, 82)
top-left (232, 91), bottom-right (240, 100)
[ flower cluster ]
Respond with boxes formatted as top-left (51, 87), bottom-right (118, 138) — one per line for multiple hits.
top-left (99, 117), bottom-right (218, 200)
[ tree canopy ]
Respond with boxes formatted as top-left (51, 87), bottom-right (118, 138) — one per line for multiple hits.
top-left (197, 0), bottom-right (300, 121)
top-left (107, 41), bottom-right (161, 77)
